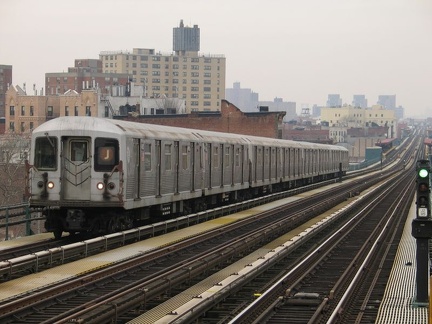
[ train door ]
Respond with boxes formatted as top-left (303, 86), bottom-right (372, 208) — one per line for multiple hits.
top-left (191, 142), bottom-right (195, 191)
top-left (62, 137), bottom-right (91, 200)
top-left (156, 140), bottom-right (161, 197)
top-left (132, 139), bottom-right (140, 199)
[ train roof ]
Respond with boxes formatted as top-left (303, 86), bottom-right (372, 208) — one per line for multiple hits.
top-left (32, 117), bottom-right (347, 151)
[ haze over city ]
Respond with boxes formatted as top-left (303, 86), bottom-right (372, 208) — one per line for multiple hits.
top-left (1, 0), bottom-right (431, 117)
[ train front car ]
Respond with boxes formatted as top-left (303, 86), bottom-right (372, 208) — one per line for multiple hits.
top-left (27, 117), bottom-right (124, 239)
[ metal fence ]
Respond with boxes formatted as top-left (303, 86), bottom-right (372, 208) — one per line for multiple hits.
top-left (0, 203), bottom-right (44, 240)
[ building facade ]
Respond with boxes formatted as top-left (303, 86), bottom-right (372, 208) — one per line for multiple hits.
top-left (100, 22), bottom-right (225, 113)
top-left (100, 47), bottom-right (225, 113)
top-left (5, 86), bottom-right (100, 134)
top-left (45, 59), bottom-right (129, 96)
top-left (0, 65), bottom-right (12, 119)
top-left (321, 105), bottom-right (397, 142)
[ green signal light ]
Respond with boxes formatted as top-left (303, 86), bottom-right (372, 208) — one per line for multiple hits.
top-left (419, 168), bottom-right (429, 178)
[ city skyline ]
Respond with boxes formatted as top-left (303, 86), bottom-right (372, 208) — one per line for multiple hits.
top-left (1, 0), bottom-right (431, 118)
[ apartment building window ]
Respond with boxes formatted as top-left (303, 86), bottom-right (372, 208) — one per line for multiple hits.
top-left (152, 56), bottom-right (161, 61)
top-left (204, 73), bottom-right (211, 77)
top-left (191, 94), bottom-right (199, 99)
top-left (183, 65), bottom-right (187, 69)
top-left (132, 55), bottom-right (137, 60)
top-left (191, 101), bottom-right (199, 106)
top-left (191, 79), bottom-right (199, 84)
top-left (204, 87), bottom-right (211, 92)
top-left (183, 57), bottom-right (188, 62)
top-left (47, 106), bottom-right (53, 117)
top-left (30, 106), bottom-right (34, 116)
top-left (173, 57), bottom-right (179, 62)
top-left (9, 106), bottom-right (14, 116)
top-left (152, 71), bottom-right (160, 76)
top-left (191, 87), bottom-right (199, 91)
top-left (204, 66), bottom-right (211, 70)
top-left (173, 71), bottom-right (179, 76)
top-left (173, 64), bottom-right (179, 69)
top-left (132, 63), bottom-right (137, 68)
top-left (191, 65), bottom-right (199, 70)
top-left (204, 94), bottom-right (211, 99)
top-left (85, 106), bottom-right (91, 116)
top-left (204, 58), bottom-right (211, 63)
top-left (140, 63), bottom-right (148, 68)
top-left (74, 106), bottom-right (79, 116)
top-left (165, 71), bottom-right (169, 76)
top-left (29, 122), bottom-right (34, 131)
top-left (191, 72), bottom-right (199, 77)
top-left (182, 79), bottom-right (187, 84)
top-left (21, 106), bottom-right (25, 116)
top-left (191, 58), bottom-right (199, 63)
top-left (9, 122), bottom-right (14, 132)
top-left (140, 71), bottom-right (148, 76)
top-left (204, 101), bottom-right (211, 106)
top-left (152, 64), bottom-right (160, 69)
top-left (173, 79), bottom-right (179, 84)
top-left (21, 122), bottom-right (25, 132)
top-left (204, 80), bottom-right (211, 84)
top-left (152, 78), bottom-right (160, 83)
top-left (152, 86), bottom-right (160, 91)
top-left (65, 106), bottom-right (69, 116)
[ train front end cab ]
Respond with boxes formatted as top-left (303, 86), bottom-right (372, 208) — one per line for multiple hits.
top-left (28, 135), bottom-right (123, 238)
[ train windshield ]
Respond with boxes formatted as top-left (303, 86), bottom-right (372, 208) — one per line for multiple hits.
top-left (34, 137), bottom-right (58, 170)
top-left (94, 137), bottom-right (119, 172)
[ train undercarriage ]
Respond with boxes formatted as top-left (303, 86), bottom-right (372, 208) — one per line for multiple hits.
top-left (43, 173), bottom-right (340, 239)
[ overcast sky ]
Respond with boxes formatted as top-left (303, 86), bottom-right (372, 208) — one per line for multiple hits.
top-left (1, 0), bottom-right (431, 117)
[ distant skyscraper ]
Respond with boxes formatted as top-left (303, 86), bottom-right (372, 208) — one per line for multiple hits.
top-left (377, 95), bottom-right (396, 110)
top-left (352, 95), bottom-right (367, 108)
top-left (327, 94), bottom-right (342, 108)
top-left (173, 19), bottom-right (200, 55)
top-left (225, 82), bottom-right (259, 112)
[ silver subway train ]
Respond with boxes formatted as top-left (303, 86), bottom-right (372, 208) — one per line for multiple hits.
top-left (25, 117), bottom-right (349, 239)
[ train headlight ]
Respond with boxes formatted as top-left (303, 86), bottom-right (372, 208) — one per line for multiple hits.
top-left (108, 182), bottom-right (116, 190)
top-left (47, 181), bottom-right (55, 189)
top-left (97, 182), bottom-right (104, 190)
top-left (37, 181), bottom-right (44, 188)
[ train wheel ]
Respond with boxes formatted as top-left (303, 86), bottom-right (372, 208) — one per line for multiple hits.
top-left (53, 229), bottom-right (63, 240)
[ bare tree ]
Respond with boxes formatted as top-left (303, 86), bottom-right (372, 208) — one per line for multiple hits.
top-left (0, 133), bottom-right (30, 206)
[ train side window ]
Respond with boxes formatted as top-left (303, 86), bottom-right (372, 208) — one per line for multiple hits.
top-left (224, 146), bottom-right (230, 167)
top-left (34, 137), bottom-right (57, 170)
top-left (143, 143), bottom-right (152, 171)
top-left (182, 145), bottom-right (189, 170)
top-left (213, 145), bottom-right (219, 167)
top-left (165, 144), bottom-right (172, 171)
top-left (235, 147), bottom-right (240, 167)
top-left (94, 138), bottom-right (119, 172)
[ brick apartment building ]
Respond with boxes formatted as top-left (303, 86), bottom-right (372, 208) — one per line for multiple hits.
top-left (45, 59), bottom-right (129, 96)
